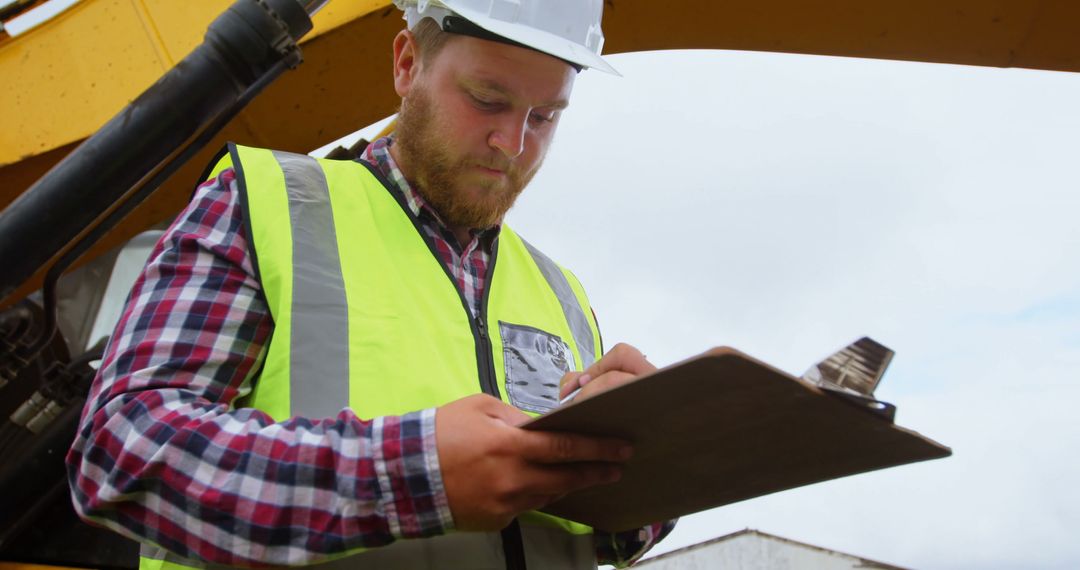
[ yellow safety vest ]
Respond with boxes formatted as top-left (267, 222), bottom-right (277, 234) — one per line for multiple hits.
top-left (140, 144), bottom-right (602, 570)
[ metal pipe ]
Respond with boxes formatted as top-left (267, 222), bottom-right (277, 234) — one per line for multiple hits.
top-left (11, 43), bottom-right (298, 368)
top-left (301, 0), bottom-right (331, 16)
top-left (0, 0), bottom-right (315, 300)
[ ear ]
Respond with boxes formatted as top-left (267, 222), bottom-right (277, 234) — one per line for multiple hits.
top-left (392, 29), bottom-right (421, 98)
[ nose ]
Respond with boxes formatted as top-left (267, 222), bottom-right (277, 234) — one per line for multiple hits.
top-left (488, 113), bottom-right (528, 159)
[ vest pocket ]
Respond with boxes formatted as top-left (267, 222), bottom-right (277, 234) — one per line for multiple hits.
top-left (499, 321), bottom-right (575, 414)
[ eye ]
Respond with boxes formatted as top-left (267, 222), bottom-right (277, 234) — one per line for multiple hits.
top-left (529, 111), bottom-right (556, 125)
top-left (468, 92), bottom-right (504, 111)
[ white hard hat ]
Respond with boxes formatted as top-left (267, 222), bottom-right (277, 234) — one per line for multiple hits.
top-left (393, 0), bottom-right (619, 75)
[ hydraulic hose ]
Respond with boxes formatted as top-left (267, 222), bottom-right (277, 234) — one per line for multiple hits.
top-left (0, 303), bottom-right (34, 340)
top-left (0, 302), bottom-right (37, 389)
top-left (11, 46), bottom-right (299, 368)
top-left (0, 0), bottom-right (317, 301)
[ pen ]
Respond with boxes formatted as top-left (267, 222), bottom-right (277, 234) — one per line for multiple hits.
top-left (559, 386), bottom-right (583, 406)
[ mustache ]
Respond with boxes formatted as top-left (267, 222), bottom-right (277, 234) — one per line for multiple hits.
top-left (470, 156), bottom-right (514, 173)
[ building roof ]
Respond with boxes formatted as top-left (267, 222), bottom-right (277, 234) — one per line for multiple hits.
top-left (637, 528), bottom-right (911, 570)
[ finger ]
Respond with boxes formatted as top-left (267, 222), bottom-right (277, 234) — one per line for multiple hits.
top-left (559, 371), bottom-right (584, 397)
top-left (559, 373), bottom-right (592, 399)
top-left (517, 430), bottom-right (633, 464)
top-left (515, 463), bottom-right (623, 499)
top-left (505, 492), bottom-right (567, 515)
top-left (584, 343), bottom-right (657, 379)
top-left (576, 370), bottom-right (635, 400)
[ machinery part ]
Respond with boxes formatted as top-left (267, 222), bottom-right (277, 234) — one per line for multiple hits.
top-left (0, 296), bottom-right (120, 566)
top-left (0, 301), bottom-right (34, 340)
top-left (0, 301), bottom-right (41, 389)
top-left (9, 390), bottom-right (49, 427)
top-left (0, 0), bottom-right (316, 301)
top-left (0, 0), bottom-right (322, 553)
top-left (0, 296), bottom-right (70, 455)
top-left (0, 351), bottom-right (95, 457)
top-left (0, 349), bottom-right (107, 557)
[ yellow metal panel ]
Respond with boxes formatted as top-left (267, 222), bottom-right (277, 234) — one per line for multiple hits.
top-left (131, 0), bottom-right (392, 65)
top-left (310, 0), bottom-right (395, 38)
top-left (0, 0), bottom-right (395, 167)
top-left (128, 0), bottom-right (228, 65)
top-left (0, 0), bottom-right (170, 165)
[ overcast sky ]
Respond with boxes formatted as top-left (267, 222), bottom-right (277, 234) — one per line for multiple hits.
top-left (494, 49), bottom-right (1079, 569)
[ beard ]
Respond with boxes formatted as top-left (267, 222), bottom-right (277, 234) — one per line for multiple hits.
top-left (394, 85), bottom-right (541, 230)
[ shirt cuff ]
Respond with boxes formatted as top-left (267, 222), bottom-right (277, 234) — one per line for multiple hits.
top-left (372, 408), bottom-right (455, 539)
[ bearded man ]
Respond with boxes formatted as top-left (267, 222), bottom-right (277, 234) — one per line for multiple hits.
top-left (68, 1), bottom-right (674, 568)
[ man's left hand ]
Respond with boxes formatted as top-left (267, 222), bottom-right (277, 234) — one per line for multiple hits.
top-left (558, 343), bottom-right (656, 404)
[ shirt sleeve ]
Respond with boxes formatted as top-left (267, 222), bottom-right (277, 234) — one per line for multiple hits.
top-left (66, 169), bottom-right (454, 568)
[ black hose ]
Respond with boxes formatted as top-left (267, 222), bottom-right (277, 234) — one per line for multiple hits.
top-left (14, 49), bottom-right (300, 366)
top-left (66, 348), bottom-right (105, 372)
top-left (1, 301), bottom-right (41, 387)
top-left (13, 280), bottom-right (58, 365)
top-left (0, 302), bottom-right (35, 340)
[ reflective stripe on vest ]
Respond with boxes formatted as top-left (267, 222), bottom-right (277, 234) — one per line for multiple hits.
top-left (138, 144), bottom-right (601, 570)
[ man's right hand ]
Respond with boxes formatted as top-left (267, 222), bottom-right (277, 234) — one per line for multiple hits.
top-left (435, 394), bottom-right (632, 531)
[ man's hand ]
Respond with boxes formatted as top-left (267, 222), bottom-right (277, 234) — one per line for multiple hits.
top-left (435, 394), bottom-right (632, 531)
top-left (559, 343), bottom-right (657, 404)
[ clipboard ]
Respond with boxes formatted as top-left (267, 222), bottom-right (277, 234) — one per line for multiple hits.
top-left (523, 346), bottom-right (951, 531)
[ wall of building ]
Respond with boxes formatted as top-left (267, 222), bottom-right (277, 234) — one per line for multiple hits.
top-left (635, 531), bottom-right (906, 570)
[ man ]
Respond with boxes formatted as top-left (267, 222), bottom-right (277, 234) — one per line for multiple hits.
top-left (67, 0), bottom-right (674, 568)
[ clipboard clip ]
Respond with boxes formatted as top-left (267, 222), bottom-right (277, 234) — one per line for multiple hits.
top-left (802, 336), bottom-right (897, 422)
top-left (818, 387), bottom-right (897, 422)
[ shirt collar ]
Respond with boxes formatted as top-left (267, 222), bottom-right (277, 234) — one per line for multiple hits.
top-left (360, 136), bottom-right (501, 243)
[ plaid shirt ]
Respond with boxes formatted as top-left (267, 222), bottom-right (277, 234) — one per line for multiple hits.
top-left (67, 137), bottom-right (672, 567)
